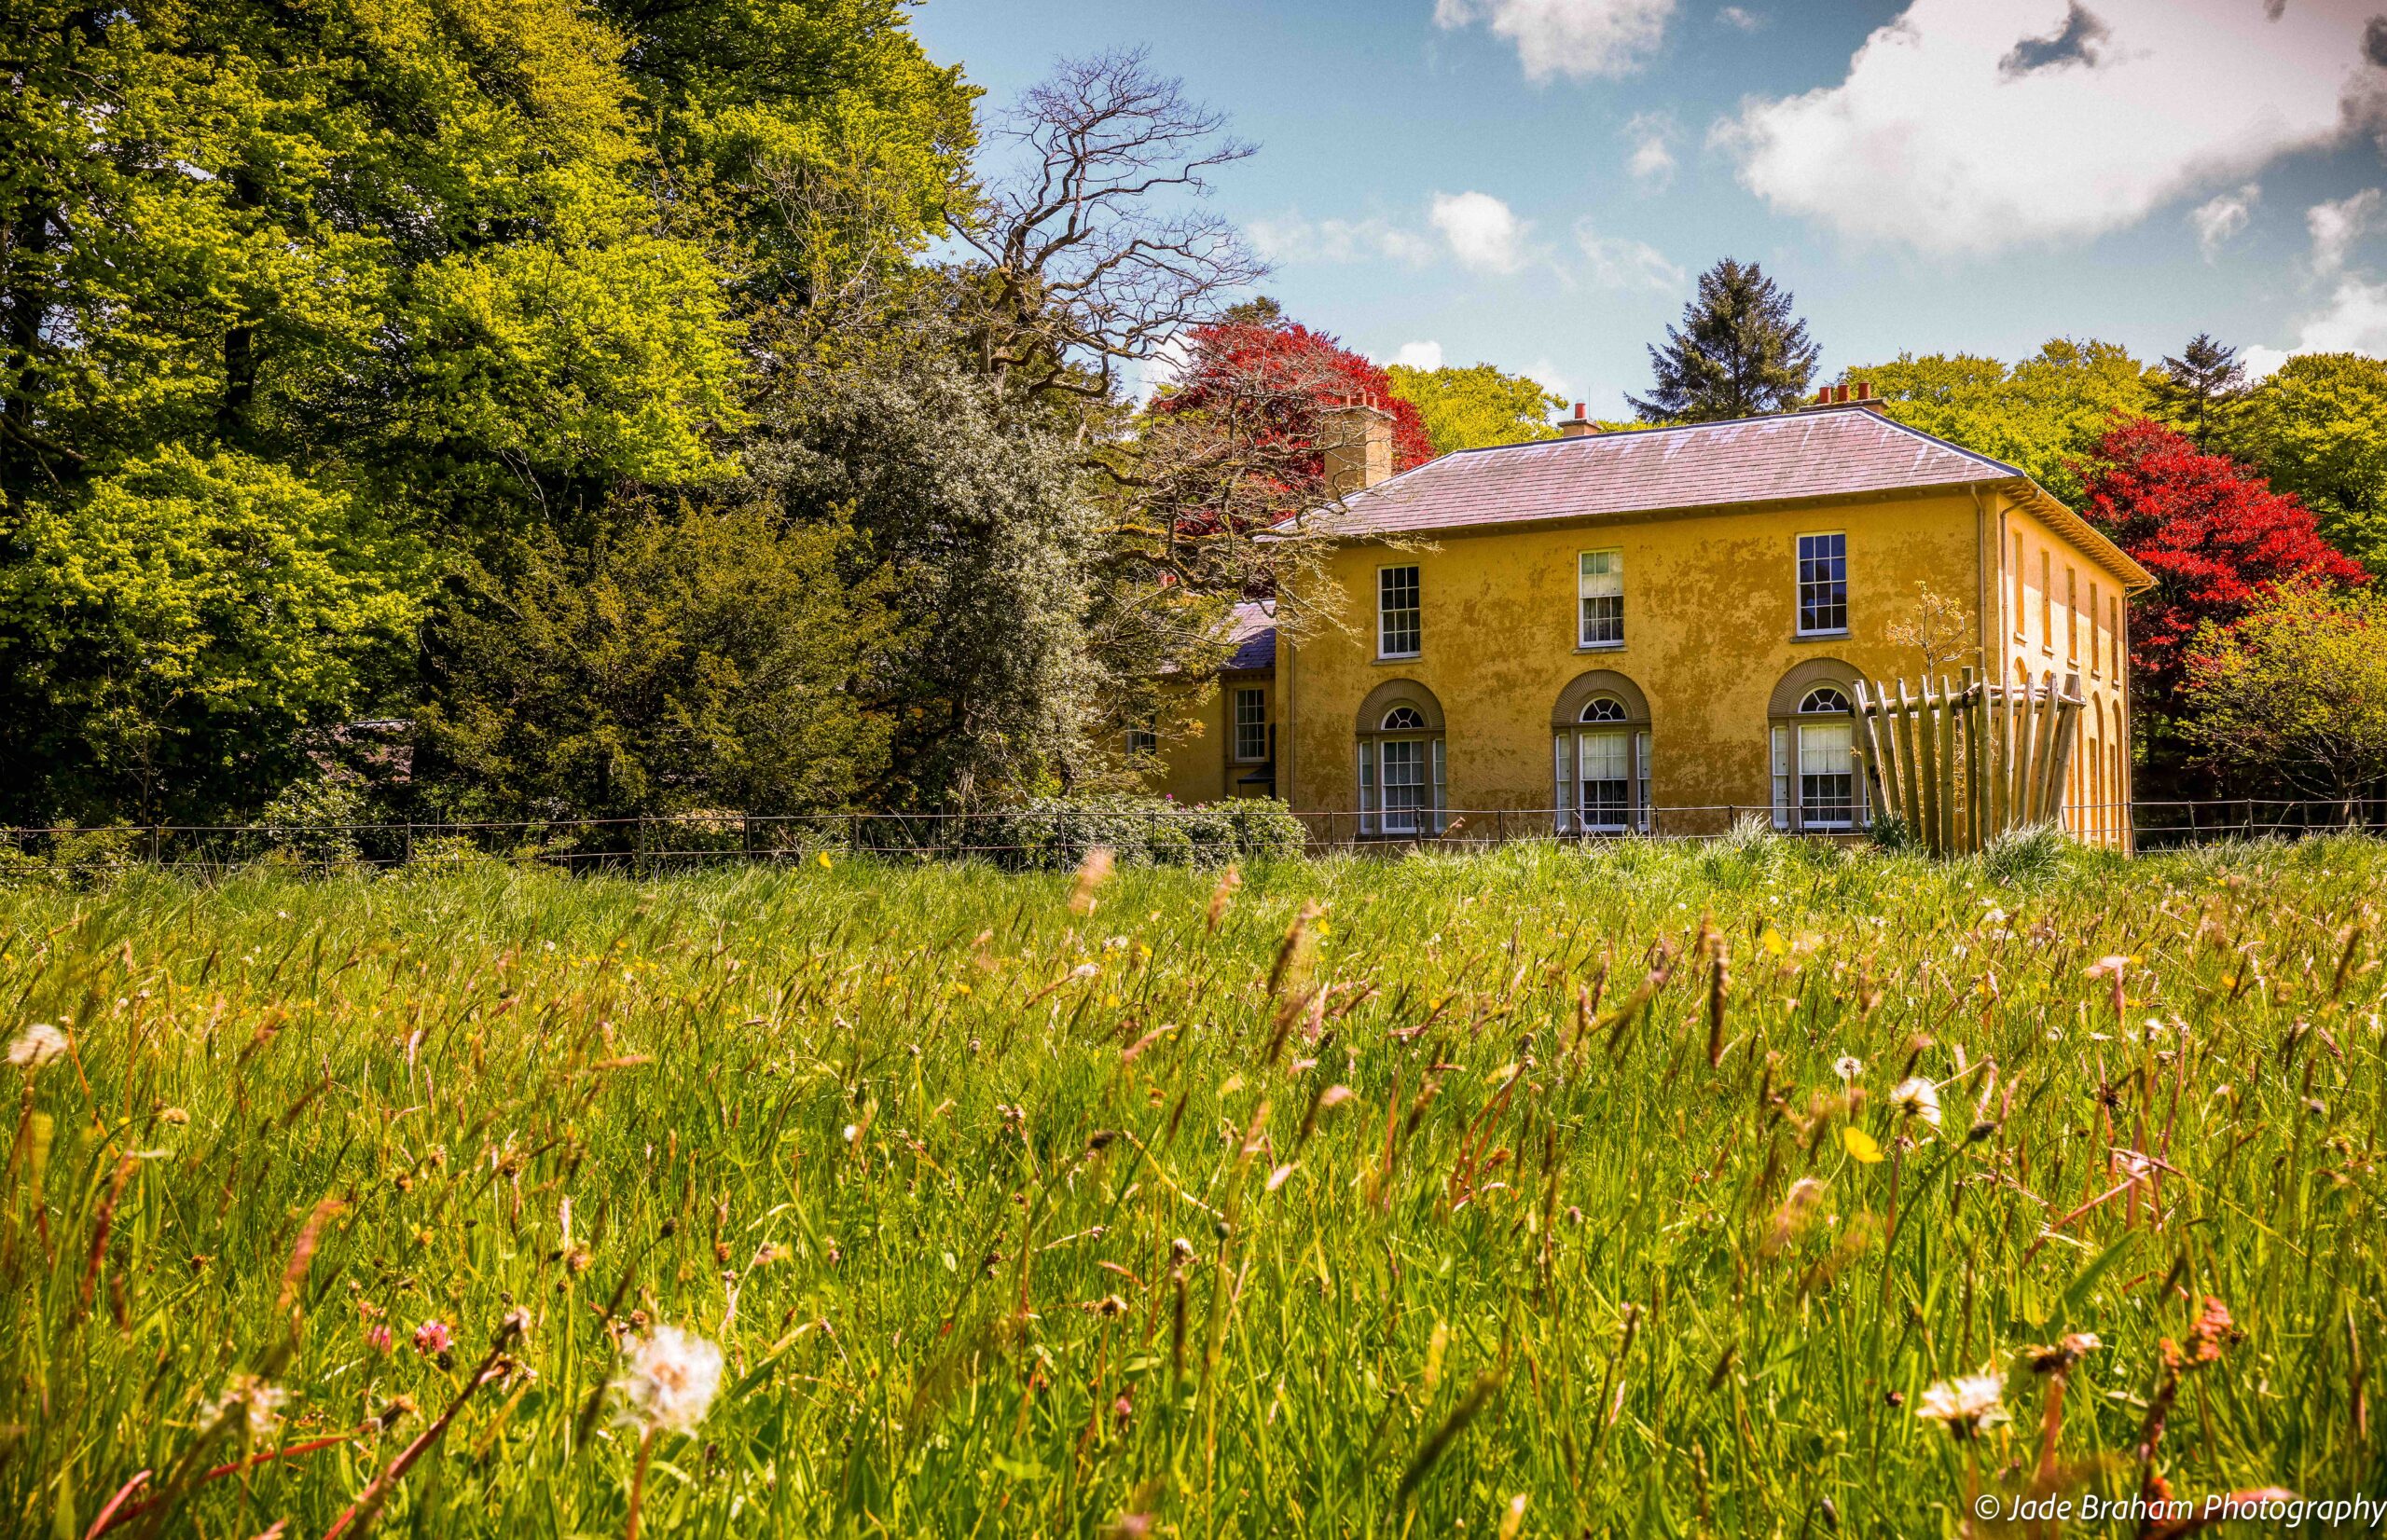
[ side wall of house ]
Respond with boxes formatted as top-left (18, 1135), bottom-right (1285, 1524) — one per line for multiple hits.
top-left (1992, 495), bottom-right (2135, 849)
top-left (1280, 490), bottom-right (1987, 831)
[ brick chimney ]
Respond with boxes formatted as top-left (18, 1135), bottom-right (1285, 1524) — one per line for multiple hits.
top-left (1558, 402), bottom-right (1599, 439)
top-left (1801, 380), bottom-right (1881, 413)
top-left (1320, 401), bottom-right (1394, 494)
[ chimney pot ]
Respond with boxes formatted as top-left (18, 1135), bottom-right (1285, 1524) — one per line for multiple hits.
top-left (1815, 387), bottom-right (1831, 405)
top-left (1558, 402), bottom-right (1600, 439)
top-left (1855, 380), bottom-right (1872, 401)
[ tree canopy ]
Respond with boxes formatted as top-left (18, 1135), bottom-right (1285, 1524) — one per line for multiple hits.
top-left (1845, 339), bottom-right (2157, 503)
top-left (1631, 258), bottom-right (1818, 423)
top-left (1386, 362), bottom-right (1562, 453)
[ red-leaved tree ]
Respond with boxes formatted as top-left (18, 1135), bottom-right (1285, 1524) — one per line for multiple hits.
top-left (1149, 319), bottom-right (1434, 514)
top-left (2078, 419), bottom-right (2367, 708)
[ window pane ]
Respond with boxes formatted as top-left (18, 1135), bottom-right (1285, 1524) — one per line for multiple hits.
top-left (1234, 688), bottom-right (1268, 761)
top-left (1579, 549), bottom-right (1623, 645)
top-left (1379, 566), bottom-right (1420, 656)
top-left (1381, 739), bottom-right (1424, 833)
top-left (1797, 532), bottom-right (1847, 634)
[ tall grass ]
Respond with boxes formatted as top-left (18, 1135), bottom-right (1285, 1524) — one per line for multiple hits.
top-left (2, 835), bottom-right (2382, 1536)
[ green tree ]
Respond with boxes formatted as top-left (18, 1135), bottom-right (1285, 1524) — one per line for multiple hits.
top-left (1386, 362), bottom-right (1563, 453)
top-left (0, 447), bottom-right (420, 821)
top-left (1848, 338), bottom-right (2157, 502)
top-left (2152, 333), bottom-right (2248, 449)
top-left (2181, 582), bottom-right (2387, 804)
top-left (2239, 352), bottom-right (2387, 572)
top-left (1631, 258), bottom-right (1819, 423)
top-left (753, 351), bottom-right (1104, 804)
top-left (417, 505), bottom-right (896, 824)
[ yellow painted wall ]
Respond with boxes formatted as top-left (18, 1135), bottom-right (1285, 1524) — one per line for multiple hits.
top-left (1993, 497), bottom-right (2133, 847)
top-left (1152, 676), bottom-right (1276, 804)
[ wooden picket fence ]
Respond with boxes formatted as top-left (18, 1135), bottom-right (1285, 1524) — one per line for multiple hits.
top-left (1852, 668), bottom-right (2084, 856)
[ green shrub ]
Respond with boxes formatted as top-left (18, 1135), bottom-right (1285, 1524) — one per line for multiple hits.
top-left (983, 795), bottom-right (1306, 869)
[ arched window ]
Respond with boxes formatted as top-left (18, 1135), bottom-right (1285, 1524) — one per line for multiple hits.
top-left (1356, 683), bottom-right (1446, 837)
top-left (1552, 673), bottom-right (1652, 835)
top-left (1768, 663), bottom-right (1867, 833)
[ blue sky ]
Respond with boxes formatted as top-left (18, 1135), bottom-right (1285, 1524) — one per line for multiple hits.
top-left (912, 0), bottom-right (2387, 415)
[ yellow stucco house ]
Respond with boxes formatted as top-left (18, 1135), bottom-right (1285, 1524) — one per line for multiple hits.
top-left (1151, 389), bottom-right (2154, 847)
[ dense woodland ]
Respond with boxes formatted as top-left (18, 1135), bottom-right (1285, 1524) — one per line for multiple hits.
top-left (2, 2), bottom-right (2383, 833)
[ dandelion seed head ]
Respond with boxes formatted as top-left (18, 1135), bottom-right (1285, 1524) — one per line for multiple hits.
top-left (1890, 1077), bottom-right (1941, 1128)
top-left (1913, 1372), bottom-right (2006, 1439)
top-left (614, 1325), bottom-right (724, 1437)
top-left (7, 1023), bottom-right (67, 1068)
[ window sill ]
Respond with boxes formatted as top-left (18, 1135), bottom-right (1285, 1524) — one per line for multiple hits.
top-left (1793, 629), bottom-right (1851, 642)
top-left (1576, 642), bottom-right (1626, 654)
top-left (1373, 653), bottom-right (1421, 666)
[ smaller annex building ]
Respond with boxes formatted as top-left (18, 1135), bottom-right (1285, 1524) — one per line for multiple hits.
top-left (1145, 390), bottom-right (2154, 846)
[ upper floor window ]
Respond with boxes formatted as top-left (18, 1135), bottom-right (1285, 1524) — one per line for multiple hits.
top-left (2039, 549), bottom-right (2053, 650)
top-left (1378, 565), bottom-right (1420, 658)
top-left (1579, 549), bottom-right (1623, 648)
top-left (1233, 687), bottom-right (1269, 763)
top-left (1126, 724), bottom-right (1157, 759)
top-left (2088, 578), bottom-right (2103, 675)
top-left (1796, 532), bottom-right (1847, 636)
top-left (2011, 531), bottom-right (2026, 638)
top-left (2065, 566), bottom-right (2079, 663)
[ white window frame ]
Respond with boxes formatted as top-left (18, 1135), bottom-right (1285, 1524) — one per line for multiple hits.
top-left (1377, 565), bottom-right (1421, 660)
top-left (1771, 685), bottom-right (1863, 832)
top-left (1552, 697), bottom-right (1650, 836)
top-left (1232, 687), bottom-right (1268, 763)
top-left (1359, 706), bottom-right (1444, 837)
top-left (1578, 548), bottom-right (1623, 650)
top-left (1795, 531), bottom-right (1848, 638)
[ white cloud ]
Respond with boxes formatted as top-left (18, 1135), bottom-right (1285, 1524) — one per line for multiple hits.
top-left (1433, 0), bottom-right (1676, 81)
top-left (1246, 213), bottom-right (1436, 267)
top-left (2248, 277), bottom-right (2387, 377)
top-left (1391, 340), bottom-right (1447, 370)
top-left (1717, 0), bottom-right (2377, 255)
top-left (2189, 184), bottom-right (2258, 258)
top-left (1572, 221), bottom-right (1686, 290)
top-left (1430, 191), bottom-right (1533, 274)
top-left (1623, 112), bottom-right (1677, 188)
top-left (2310, 188), bottom-right (2382, 276)
top-left (1523, 358), bottom-right (1575, 401)
top-left (1717, 5), bottom-right (1764, 29)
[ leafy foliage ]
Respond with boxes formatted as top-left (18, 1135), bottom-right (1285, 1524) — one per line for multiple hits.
top-left (1848, 339), bottom-right (2157, 503)
top-left (416, 505), bottom-right (897, 826)
top-left (0, 447), bottom-right (419, 822)
top-left (2238, 352), bottom-right (2387, 574)
top-left (2182, 582), bottom-right (2387, 801)
top-left (2077, 419), bottom-right (2366, 710)
top-left (2151, 333), bottom-right (2249, 450)
top-left (1631, 258), bottom-right (1818, 422)
top-left (1385, 362), bottom-right (1562, 453)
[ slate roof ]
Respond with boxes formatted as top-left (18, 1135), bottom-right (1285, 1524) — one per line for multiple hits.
top-left (1314, 406), bottom-right (2022, 539)
top-left (1222, 601), bottom-right (1276, 672)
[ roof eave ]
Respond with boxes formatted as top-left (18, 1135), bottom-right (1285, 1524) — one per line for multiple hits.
top-left (2002, 478), bottom-right (2156, 593)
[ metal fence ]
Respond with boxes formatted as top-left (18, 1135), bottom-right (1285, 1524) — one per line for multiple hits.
top-left (3, 799), bottom-right (2383, 875)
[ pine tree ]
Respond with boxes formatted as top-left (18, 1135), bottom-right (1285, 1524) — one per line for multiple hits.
top-left (2154, 333), bottom-right (2248, 448)
top-left (1630, 259), bottom-right (1820, 423)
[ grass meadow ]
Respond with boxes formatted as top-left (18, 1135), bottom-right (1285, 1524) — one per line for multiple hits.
top-left (4, 830), bottom-right (2385, 1537)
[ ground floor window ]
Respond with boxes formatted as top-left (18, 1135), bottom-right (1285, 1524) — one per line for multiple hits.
top-left (1553, 706), bottom-right (1650, 833)
top-left (1359, 705), bottom-right (1445, 835)
top-left (1772, 685), bottom-right (1862, 832)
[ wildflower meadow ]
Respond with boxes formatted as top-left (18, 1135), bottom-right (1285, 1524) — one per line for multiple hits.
top-left (4, 830), bottom-right (2384, 1536)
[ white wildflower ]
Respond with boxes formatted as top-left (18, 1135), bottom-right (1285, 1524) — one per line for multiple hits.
top-left (1913, 1372), bottom-right (2007, 1439)
top-left (614, 1325), bottom-right (724, 1437)
top-left (1832, 1055), bottom-right (1863, 1083)
top-left (7, 1023), bottom-right (67, 1068)
top-left (1890, 1077), bottom-right (1941, 1128)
